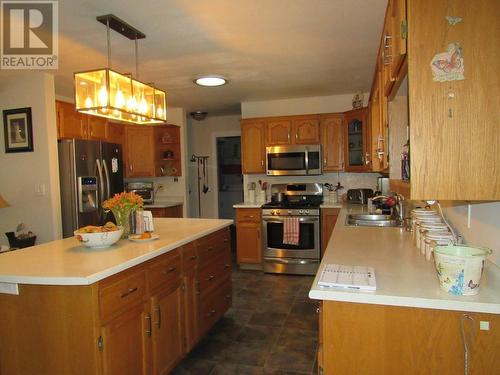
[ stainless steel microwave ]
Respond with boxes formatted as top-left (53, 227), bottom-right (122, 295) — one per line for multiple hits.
top-left (266, 145), bottom-right (322, 176)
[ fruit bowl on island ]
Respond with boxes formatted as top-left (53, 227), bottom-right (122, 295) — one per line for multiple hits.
top-left (74, 222), bottom-right (123, 248)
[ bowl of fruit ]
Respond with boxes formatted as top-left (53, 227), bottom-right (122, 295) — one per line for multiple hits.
top-left (74, 222), bottom-right (123, 248)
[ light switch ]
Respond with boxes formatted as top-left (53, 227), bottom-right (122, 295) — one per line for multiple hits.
top-left (479, 321), bottom-right (490, 331)
top-left (35, 183), bottom-right (46, 196)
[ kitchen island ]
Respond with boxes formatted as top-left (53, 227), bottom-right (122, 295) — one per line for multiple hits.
top-left (310, 205), bottom-right (500, 374)
top-left (0, 218), bottom-right (233, 375)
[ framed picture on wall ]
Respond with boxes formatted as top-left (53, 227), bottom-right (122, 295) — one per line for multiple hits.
top-left (3, 107), bottom-right (33, 153)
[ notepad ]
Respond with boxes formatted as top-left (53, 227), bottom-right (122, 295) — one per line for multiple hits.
top-left (318, 264), bottom-right (377, 291)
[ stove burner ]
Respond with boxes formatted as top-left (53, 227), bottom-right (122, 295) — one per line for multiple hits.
top-left (262, 201), bottom-right (321, 209)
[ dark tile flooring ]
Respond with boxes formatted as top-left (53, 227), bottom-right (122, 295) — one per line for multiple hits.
top-left (172, 268), bottom-right (318, 375)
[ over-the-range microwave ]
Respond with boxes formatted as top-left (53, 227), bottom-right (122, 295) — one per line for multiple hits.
top-left (266, 145), bottom-right (322, 176)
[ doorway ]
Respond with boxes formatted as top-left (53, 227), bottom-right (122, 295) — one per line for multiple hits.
top-left (216, 136), bottom-right (243, 219)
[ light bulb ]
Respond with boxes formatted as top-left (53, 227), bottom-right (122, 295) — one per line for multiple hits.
top-left (156, 106), bottom-right (164, 118)
top-left (98, 85), bottom-right (108, 107)
top-left (84, 96), bottom-right (93, 108)
top-left (139, 96), bottom-right (148, 114)
top-left (115, 88), bottom-right (125, 108)
top-left (127, 96), bottom-right (137, 111)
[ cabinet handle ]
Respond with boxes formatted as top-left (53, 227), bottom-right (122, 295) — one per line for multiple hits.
top-left (224, 238), bottom-right (228, 243)
top-left (145, 314), bottom-right (152, 337)
top-left (383, 34), bottom-right (392, 48)
top-left (365, 152), bottom-right (371, 165)
top-left (155, 306), bottom-right (162, 329)
top-left (207, 309), bottom-right (216, 317)
top-left (295, 133), bottom-right (298, 140)
top-left (129, 164), bottom-right (133, 172)
top-left (206, 275), bottom-right (215, 281)
top-left (120, 287), bottom-right (138, 298)
top-left (207, 246), bottom-right (214, 252)
top-left (224, 264), bottom-right (231, 269)
top-left (261, 160), bottom-right (264, 167)
top-left (189, 255), bottom-right (197, 260)
top-left (163, 266), bottom-right (176, 274)
top-left (225, 294), bottom-right (231, 300)
top-left (244, 215), bottom-right (254, 219)
top-left (460, 314), bottom-right (474, 375)
top-left (323, 158), bottom-right (327, 166)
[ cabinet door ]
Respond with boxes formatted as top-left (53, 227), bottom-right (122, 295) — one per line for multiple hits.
top-left (344, 108), bottom-right (370, 172)
top-left (107, 122), bottom-right (125, 144)
top-left (390, 0), bottom-right (407, 80)
top-left (241, 120), bottom-right (266, 174)
top-left (320, 208), bottom-right (339, 256)
top-left (236, 221), bottom-right (261, 264)
top-left (149, 208), bottom-right (166, 218)
top-left (183, 268), bottom-right (199, 352)
top-left (320, 115), bottom-right (344, 171)
top-left (267, 119), bottom-right (292, 145)
top-left (151, 283), bottom-right (184, 375)
top-left (57, 101), bottom-right (86, 139)
top-left (100, 303), bottom-right (150, 375)
top-left (293, 117), bottom-right (320, 144)
top-left (125, 126), bottom-right (155, 177)
top-left (87, 115), bottom-right (108, 140)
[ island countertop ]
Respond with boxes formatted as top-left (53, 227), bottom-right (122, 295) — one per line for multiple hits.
top-left (0, 218), bottom-right (232, 286)
top-left (309, 205), bottom-right (500, 314)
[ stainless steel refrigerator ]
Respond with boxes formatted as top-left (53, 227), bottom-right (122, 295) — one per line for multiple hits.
top-left (58, 139), bottom-right (124, 238)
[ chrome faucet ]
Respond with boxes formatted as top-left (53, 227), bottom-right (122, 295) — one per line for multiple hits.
top-left (371, 194), bottom-right (407, 222)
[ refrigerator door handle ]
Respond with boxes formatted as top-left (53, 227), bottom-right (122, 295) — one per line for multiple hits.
top-left (102, 159), bottom-right (111, 200)
top-left (95, 159), bottom-right (104, 209)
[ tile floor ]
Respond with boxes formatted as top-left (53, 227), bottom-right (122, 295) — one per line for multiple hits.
top-left (172, 267), bottom-right (319, 374)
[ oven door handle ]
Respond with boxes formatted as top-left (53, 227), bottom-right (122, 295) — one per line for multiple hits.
top-left (262, 217), bottom-right (319, 223)
top-left (305, 146), bottom-right (309, 175)
top-left (266, 258), bottom-right (318, 265)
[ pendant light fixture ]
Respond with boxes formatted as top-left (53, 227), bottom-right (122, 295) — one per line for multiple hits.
top-left (74, 14), bottom-right (167, 125)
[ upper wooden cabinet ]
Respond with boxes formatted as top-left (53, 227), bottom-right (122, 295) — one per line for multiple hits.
top-left (407, 0), bottom-right (499, 200)
top-left (107, 122), bottom-right (125, 145)
top-left (241, 119), bottom-right (266, 174)
top-left (125, 126), bottom-right (155, 178)
top-left (56, 101), bottom-right (108, 141)
top-left (320, 114), bottom-right (344, 172)
top-left (343, 108), bottom-right (370, 172)
top-left (267, 116), bottom-right (320, 145)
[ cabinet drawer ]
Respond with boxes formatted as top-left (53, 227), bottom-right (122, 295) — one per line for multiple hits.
top-left (182, 242), bottom-right (198, 271)
top-left (198, 250), bottom-right (231, 296)
top-left (148, 251), bottom-right (181, 293)
top-left (236, 208), bottom-right (261, 223)
top-left (199, 277), bottom-right (232, 336)
top-left (99, 271), bottom-right (146, 321)
top-left (195, 229), bottom-right (230, 265)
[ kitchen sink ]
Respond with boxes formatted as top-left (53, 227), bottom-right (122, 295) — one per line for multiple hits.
top-left (345, 213), bottom-right (402, 227)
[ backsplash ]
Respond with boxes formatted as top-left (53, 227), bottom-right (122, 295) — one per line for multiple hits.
top-left (243, 172), bottom-right (381, 201)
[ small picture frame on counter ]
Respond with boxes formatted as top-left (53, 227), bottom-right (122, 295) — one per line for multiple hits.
top-left (3, 107), bottom-right (34, 153)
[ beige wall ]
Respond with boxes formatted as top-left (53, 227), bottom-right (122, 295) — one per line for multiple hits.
top-left (0, 72), bottom-right (61, 246)
top-left (187, 114), bottom-right (241, 218)
top-left (241, 93), bottom-right (369, 118)
top-left (440, 201), bottom-right (500, 266)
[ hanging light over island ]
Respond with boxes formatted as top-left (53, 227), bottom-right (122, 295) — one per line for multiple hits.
top-left (74, 15), bottom-right (167, 125)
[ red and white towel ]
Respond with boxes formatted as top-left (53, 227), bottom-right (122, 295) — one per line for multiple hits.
top-left (283, 217), bottom-right (300, 245)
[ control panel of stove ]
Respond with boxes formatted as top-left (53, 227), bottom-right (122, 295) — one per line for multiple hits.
top-left (263, 208), bottom-right (319, 217)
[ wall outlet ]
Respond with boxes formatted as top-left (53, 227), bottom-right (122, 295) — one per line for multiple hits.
top-left (479, 321), bottom-right (490, 331)
top-left (156, 184), bottom-right (164, 191)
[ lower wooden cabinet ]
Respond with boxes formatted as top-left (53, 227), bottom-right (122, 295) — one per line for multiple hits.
top-left (320, 208), bottom-right (340, 256)
top-left (320, 301), bottom-right (500, 375)
top-left (0, 228), bottom-right (232, 375)
top-left (148, 205), bottom-right (183, 218)
top-left (100, 303), bottom-right (150, 375)
top-left (235, 208), bottom-right (262, 266)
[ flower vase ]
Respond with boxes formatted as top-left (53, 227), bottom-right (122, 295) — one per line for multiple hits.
top-left (112, 209), bottom-right (132, 239)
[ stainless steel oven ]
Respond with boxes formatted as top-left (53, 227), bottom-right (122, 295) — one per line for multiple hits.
top-left (261, 183), bottom-right (322, 275)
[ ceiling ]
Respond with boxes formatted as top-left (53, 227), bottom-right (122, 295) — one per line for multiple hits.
top-left (54, 0), bottom-right (387, 115)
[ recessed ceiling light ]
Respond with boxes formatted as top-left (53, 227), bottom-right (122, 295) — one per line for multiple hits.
top-left (194, 76), bottom-right (227, 87)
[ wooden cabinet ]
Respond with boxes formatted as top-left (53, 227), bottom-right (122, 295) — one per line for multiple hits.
top-left (267, 116), bottom-right (320, 145)
top-left (148, 205), bottom-right (183, 218)
top-left (0, 228), bottom-right (232, 375)
top-left (369, 65), bottom-right (389, 172)
top-left (56, 101), bottom-right (108, 141)
top-left (406, 0), bottom-right (499, 200)
top-left (343, 108), bottom-right (370, 172)
top-left (125, 126), bottom-right (155, 178)
top-left (320, 114), bottom-right (344, 172)
top-left (107, 122), bottom-right (125, 145)
top-left (100, 303), bottom-right (150, 375)
top-left (320, 208), bottom-right (339, 256)
top-left (320, 301), bottom-right (500, 374)
top-left (155, 126), bottom-right (181, 177)
top-left (241, 119), bottom-right (266, 174)
top-left (235, 208), bottom-right (262, 266)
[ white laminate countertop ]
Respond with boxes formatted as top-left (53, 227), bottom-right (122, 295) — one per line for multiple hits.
top-left (309, 205), bottom-right (500, 314)
top-left (0, 218), bottom-right (232, 286)
top-left (233, 202), bottom-right (263, 208)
